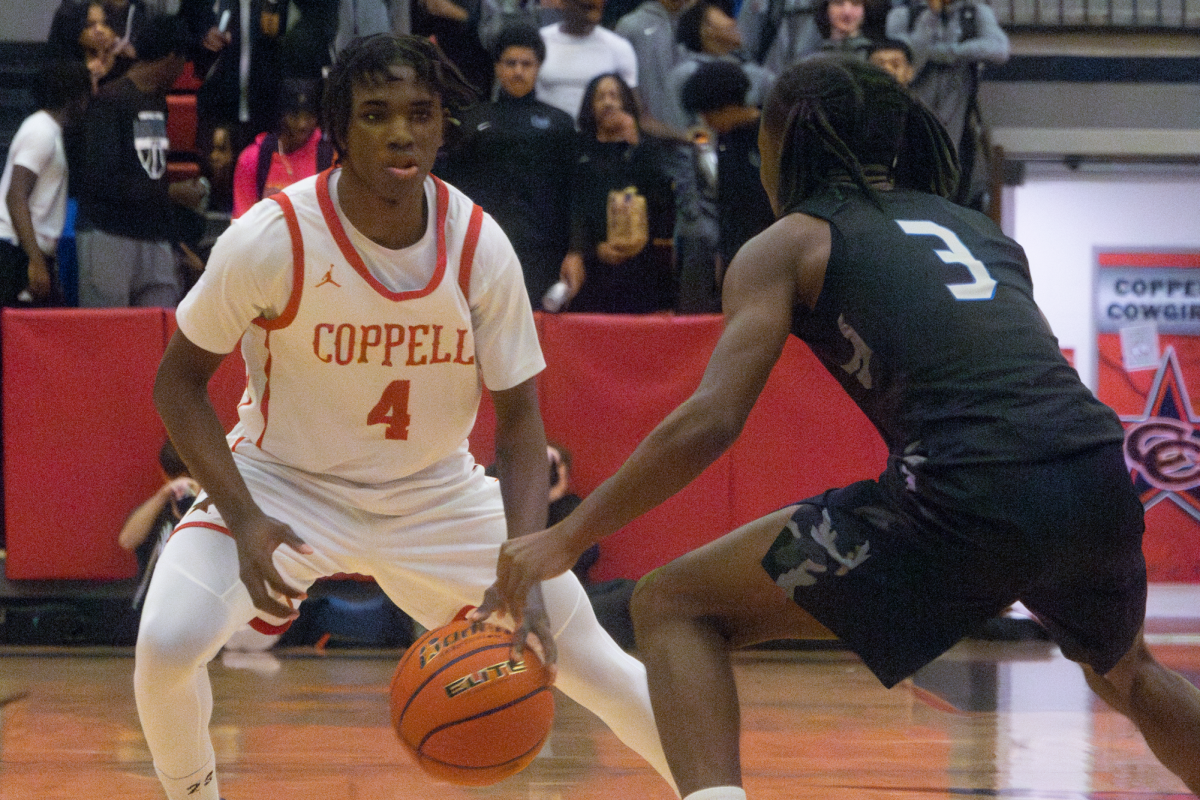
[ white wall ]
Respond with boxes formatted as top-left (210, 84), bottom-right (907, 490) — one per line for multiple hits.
top-left (1011, 171), bottom-right (1200, 390)
top-left (0, 5), bottom-right (57, 43)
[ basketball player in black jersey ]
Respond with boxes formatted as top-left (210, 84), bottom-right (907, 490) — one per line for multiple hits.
top-left (483, 57), bottom-right (1200, 800)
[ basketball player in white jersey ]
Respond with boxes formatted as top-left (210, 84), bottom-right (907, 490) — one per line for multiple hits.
top-left (136, 34), bottom-right (677, 800)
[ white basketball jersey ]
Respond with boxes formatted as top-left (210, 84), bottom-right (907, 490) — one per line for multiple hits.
top-left (229, 171), bottom-right (486, 484)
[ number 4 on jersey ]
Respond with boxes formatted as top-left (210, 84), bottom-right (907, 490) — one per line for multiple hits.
top-left (368, 380), bottom-right (412, 440)
top-left (896, 220), bottom-right (997, 301)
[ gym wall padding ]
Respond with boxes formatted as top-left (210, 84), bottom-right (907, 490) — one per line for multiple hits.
top-left (535, 313), bottom-right (739, 581)
top-left (513, 313), bottom-right (888, 582)
top-left (2, 310), bottom-right (888, 581)
top-left (2, 309), bottom-right (247, 580)
top-left (3, 309), bottom-right (166, 580)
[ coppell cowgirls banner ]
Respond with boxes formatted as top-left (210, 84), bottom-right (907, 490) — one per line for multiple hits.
top-left (1096, 250), bottom-right (1200, 582)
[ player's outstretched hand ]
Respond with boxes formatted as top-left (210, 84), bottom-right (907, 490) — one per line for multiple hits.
top-left (492, 528), bottom-right (580, 622)
top-left (232, 511), bottom-right (311, 619)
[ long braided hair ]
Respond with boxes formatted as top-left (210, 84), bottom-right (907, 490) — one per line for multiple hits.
top-left (322, 33), bottom-right (477, 159)
top-left (762, 56), bottom-right (959, 212)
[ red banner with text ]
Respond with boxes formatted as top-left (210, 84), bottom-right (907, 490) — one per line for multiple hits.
top-left (1095, 250), bottom-right (1200, 582)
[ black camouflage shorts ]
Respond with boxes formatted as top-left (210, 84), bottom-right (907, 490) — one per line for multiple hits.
top-left (762, 443), bottom-right (1146, 688)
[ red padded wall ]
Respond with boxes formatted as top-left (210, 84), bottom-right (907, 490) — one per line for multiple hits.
top-left (537, 313), bottom-right (733, 581)
top-left (9, 311), bottom-right (1143, 585)
top-left (3, 309), bottom-right (166, 579)
top-left (3, 311), bottom-right (251, 579)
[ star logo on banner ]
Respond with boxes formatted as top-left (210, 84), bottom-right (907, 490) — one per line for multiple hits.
top-left (1119, 346), bottom-right (1200, 521)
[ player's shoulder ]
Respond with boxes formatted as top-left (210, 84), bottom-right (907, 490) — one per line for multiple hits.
top-left (215, 189), bottom-right (300, 258)
top-left (764, 210), bottom-right (832, 252)
top-left (736, 212), bottom-right (829, 278)
top-left (436, 174), bottom-right (479, 218)
top-left (244, 172), bottom-right (326, 228)
top-left (435, 176), bottom-right (508, 244)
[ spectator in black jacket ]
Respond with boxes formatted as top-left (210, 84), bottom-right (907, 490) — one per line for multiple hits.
top-left (560, 72), bottom-right (676, 313)
top-left (439, 23), bottom-right (577, 309)
top-left (179, 0), bottom-right (290, 154)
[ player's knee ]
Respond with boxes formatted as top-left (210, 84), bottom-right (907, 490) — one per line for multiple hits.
top-left (630, 565), bottom-right (695, 639)
top-left (630, 568), bottom-right (666, 636)
top-left (134, 612), bottom-right (220, 682)
top-left (1082, 636), bottom-right (1154, 713)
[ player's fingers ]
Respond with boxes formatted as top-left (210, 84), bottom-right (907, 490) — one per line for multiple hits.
top-left (261, 566), bottom-right (306, 602)
top-left (279, 529), bottom-right (314, 556)
top-left (240, 568), bottom-right (296, 618)
top-left (469, 585), bottom-right (504, 622)
top-left (493, 543), bottom-right (515, 601)
top-left (245, 549), bottom-right (305, 606)
top-left (532, 628), bottom-right (558, 672)
top-left (494, 558), bottom-right (532, 619)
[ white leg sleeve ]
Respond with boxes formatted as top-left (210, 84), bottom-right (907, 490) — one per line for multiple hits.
top-left (685, 788), bottom-right (747, 800)
top-left (543, 573), bottom-right (679, 796)
top-left (134, 528), bottom-right (255, 798)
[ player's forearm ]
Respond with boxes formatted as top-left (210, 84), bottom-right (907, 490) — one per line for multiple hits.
top-left (570, 390), bottom-right (739, 546)
top-left (155, 383), bottom-right (256, 524)
top-left (492, 380), bottom-right (550, 539)
top-left (154, 339), bottom-right (259, 528)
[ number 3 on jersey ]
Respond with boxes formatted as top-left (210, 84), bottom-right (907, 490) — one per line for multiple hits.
top-left (896, 220), bottom-right (997, 301)
top-left (368, 380), bottom-right (412, 440)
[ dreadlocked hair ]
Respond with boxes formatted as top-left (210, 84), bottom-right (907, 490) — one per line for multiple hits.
top-left (323, 33), bottom-right (478, 159)
top-left (763, 56), bottom-right (959, 211)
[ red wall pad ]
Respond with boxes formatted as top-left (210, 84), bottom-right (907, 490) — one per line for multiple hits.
top-left (536, 313), bottom-right (733, 581)
top-left (3, 308), bottom-right (167, 580)
top-left (6, 311), bottom-right (1130, 584)
top-left (729, 337), bottom-right (888, 525)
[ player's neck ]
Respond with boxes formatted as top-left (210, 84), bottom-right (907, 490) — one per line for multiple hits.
top-left (337, 170), bottom-right (428, 250)
top-left (863, 166), bottom-right (895, 189)
top-left (828, 166), bottom-right (895, 191)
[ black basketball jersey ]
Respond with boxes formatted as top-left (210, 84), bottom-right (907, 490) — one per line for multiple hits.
top-left (790, 186), bottom-right (1123, 467)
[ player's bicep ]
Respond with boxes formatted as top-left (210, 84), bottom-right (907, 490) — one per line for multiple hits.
top-left (155, 329), bottom-right (228, 410)
top-left (698, 223), bottom-right (812, 426)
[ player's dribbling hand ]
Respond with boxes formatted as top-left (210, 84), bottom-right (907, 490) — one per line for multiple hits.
top-left (472, 583), bottom-right (559, 678)
top-left (232, 511), bottom-right (312, 620)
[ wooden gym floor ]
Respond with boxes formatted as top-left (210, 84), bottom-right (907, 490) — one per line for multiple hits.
top-left (1, 586), bottom-right (1197, 800)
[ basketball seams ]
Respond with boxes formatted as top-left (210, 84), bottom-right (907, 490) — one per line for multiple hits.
top-left (416, 732), bottom-right (549, 774)
top-left (395, 639), bottom-right (517, 726)
top-left (390, 617), bottom-right (555, 785)
top-left (416, 685), bottom-right (553, 750)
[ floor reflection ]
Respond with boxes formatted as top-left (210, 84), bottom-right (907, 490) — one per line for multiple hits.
top-left (0, 613), bottom-right (1196, 800)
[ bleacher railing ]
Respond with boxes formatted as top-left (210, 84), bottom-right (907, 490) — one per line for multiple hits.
top-left (990, 0), bottom-right (1200, 29)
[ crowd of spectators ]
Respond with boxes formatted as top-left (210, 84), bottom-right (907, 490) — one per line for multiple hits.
top-left (3, 0), bottom-right (1009, 315)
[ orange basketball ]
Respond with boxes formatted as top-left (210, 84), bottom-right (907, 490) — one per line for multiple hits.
top-left (389, 609), bottom-right (555, 786)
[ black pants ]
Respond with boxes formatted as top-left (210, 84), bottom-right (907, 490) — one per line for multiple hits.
top-left (0, 239), bottom-right (61, 307)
